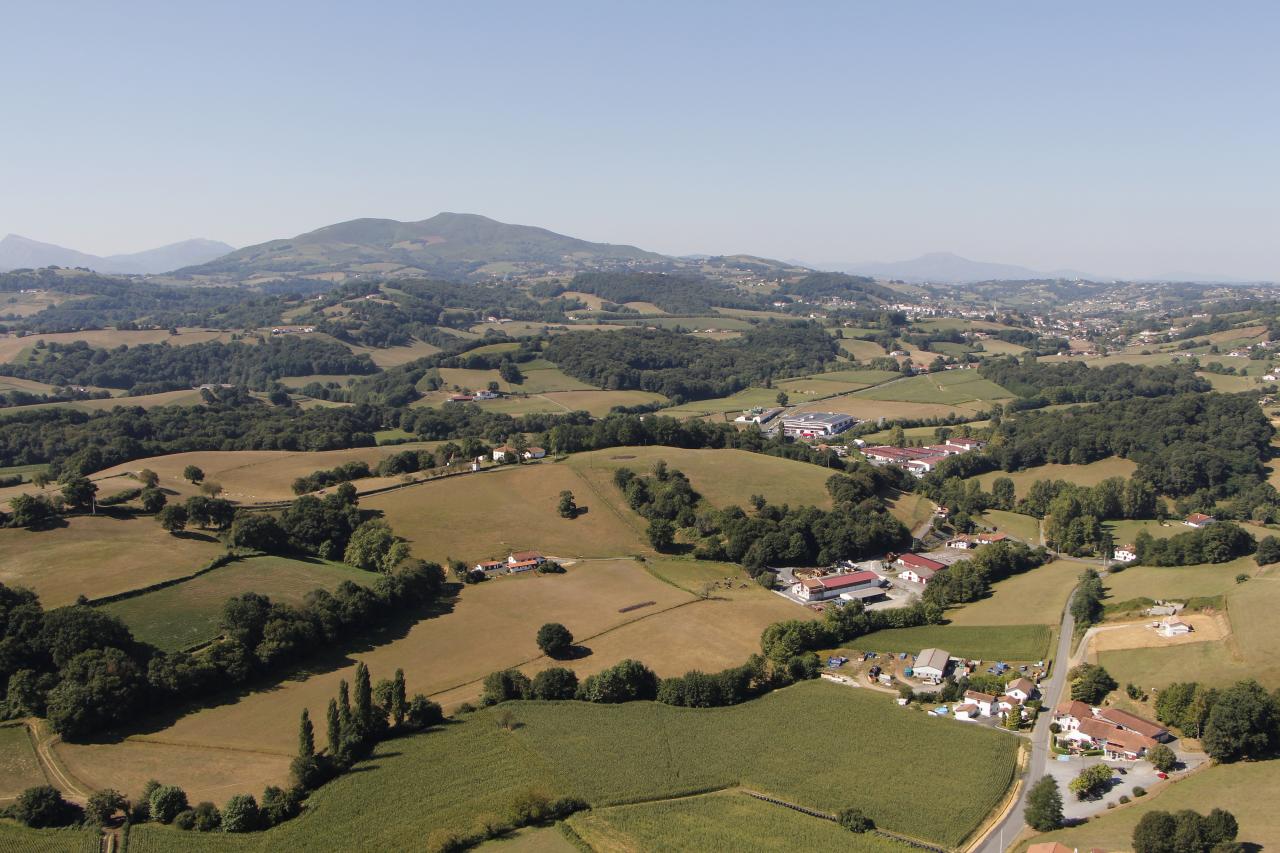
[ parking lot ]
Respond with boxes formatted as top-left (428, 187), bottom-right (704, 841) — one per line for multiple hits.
top-left (1041, 749), bottom-right (1205, 822)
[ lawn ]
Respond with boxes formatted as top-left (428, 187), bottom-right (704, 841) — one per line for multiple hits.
top-left (125, 681), bottom-right (1019, 851)
top-left (946, 559), bottom-right (1080, 627)
top-left (973, 457), bottom-right (1138, 496)
top-left (851, 371), bottom-right (1015, 405)
top-left (569, 791), bottom-right (917, 853)
top-left (979, 509), bottom-right (1041, 543)
top-left (1195, 371), bottom-right (1259, 392)
top-left (861, 422), bottom-right (990, 444)
top-left (851, 624), bottom-right (1052, 661)
top-left (839, 337), bottom-right (888, 360)
top-left (796, 396), bottom-right (991, 421)
top-left (1021, 759), bottom-right (1280, 852)
top-left (0, 823), bottom-right (100, 853)
top-left (0, 723), bottom-right (45, 801)
top-left (0, 516), bottom-right (226, 607)
top-left (566, 446), bottom-right (836, 511)
top-left (100, 556), bottom-right (376, 651)
top-left (886, 491), bottom-right (935, 533)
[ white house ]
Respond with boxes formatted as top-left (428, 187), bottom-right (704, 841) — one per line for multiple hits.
top-left (491, 445), bottom-right (517, 462)
top-left (523, 446), bottom-right (547, 460)
top-left (1052, 699), bottom-right (1093, 732)
top-left (1004, 677), bottom-right (1038, 703)
top-left (895, 553), bottom-right (946, 584)
top-left (1113, 544), bottom-right (1137, 562)
top-left (1157, 617), bottom-right (1192, 637)
top-left (913, 648), bottom-right (951, 684)
top-left (473, 390), bottom-right (499, 400)
top-left (963, 690), bottom-right (997, 717)
top-left (953, 703), bottom-right (980, 721)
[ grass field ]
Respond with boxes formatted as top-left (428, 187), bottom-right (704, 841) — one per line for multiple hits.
top-left (850, 624), bottom-right (1052, 661)
top-left (1195, 371), bottom-right (1259, 392)
top-left (851, 371), bottom-right (1014, 406)
top-left (0, 516), bottom-right (226, 607)
top-left (838, 338), bottom-right (888, 360)
top-left (1021, 758), bottom-right (1280, 851)
top-left (437, 363), bottom-right (597, 394)
top-left (123, 682), bottom-right (1019, 851)
top-left (569, 791), bottom-right (917, 853)
top-left (566, 446), bottom-right (836, 511)
top-left (0, 328), bottom-right (238, 364)
top-left (100, 556), bottom-right (375, 650)
top-left (886, 491), bottom-right (935, 533)
top-left (662, 387), bottom-right (790, 417)
top-left (0, 388), bottom-right (206, 415)
top-left (57, 557), bottom-right (804, 803)
top-left (1102, 556), bottom-right (1258, 602)
top-left (973, 457), bottom-right (1138, 496)
top-left (979, 510), bottom-right (1041, 543)
top-left (0, 822), bottom-right (100, 853)
top-left (1098, 570), bottom-right (1280, 691)
top-left (861, 422), bottom-right (991, 444)
top-left (0, 723), bottom-right (45, 801)
top-left (460, 389), bottom-right (667, 417)
top-left (796, 396), bottom-right (991, 421)
top-left (946, 559), bottom-right (1080, 627)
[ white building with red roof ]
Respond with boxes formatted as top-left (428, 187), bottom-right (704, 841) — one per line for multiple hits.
top-left (790, 570), bottom-right (884, 602)
top-left (895, 553), bottom-right (947, 584)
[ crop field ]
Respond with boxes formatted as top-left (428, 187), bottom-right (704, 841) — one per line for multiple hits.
top-left (566, 446), bottom-right (836, 511)
top-left (976, 339), bottom-right (1028, 356)
top-left (946, 559), bottom-right (1080, 627)
top-left (838, 337), bottom-right (888, 360)
top-left (979, 510), bottom-right (1041, 543)
top-left (850, 624), bottom-right (1052, 661)
top-left (1021, 758), bottom-right (1280, 852)
top-left (569, 791), bottom-right (917, 853)
top-left (0, 516), bottom-right (226, 607)
top-left (357, 339), bottom-right (443, 368)
top-left (972, 457), bottom-right (1138, 496)
top-left (0, 823), bottom-right (100, 853)
top-left (457, 389), bottom-right (668, 417)
top-left (101, 556), bottom-right (375, 650)
top-left (797, 396), bottom-right (990, 421)
top-left (1099, 570), bottom-right (1280, 691)
top-left (0, 723), bottom-right (45, 801)
top-left (1195, 371), bottom-right (1259, 392)
top-left (370, 463), bottom-right (648, 563)
top-left (123, 682), bottom-right (1018, 851)
top-left (852, 371), bottom-right (1015, 405)
top-left (637, 316), bottom-right (753, 331)
top-left (56, 556), bottom-right (807, 802)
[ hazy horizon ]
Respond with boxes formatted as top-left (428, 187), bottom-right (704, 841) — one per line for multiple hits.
top-left (3, 1), bottom-right (1277, 280)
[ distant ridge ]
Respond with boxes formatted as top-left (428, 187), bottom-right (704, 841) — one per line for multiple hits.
top-left (176, 212), bottom-right (665, 282)
top-left (0, 234), bottom-right (234, 275)
top-left (818, 252), bottom-right (1097, 283)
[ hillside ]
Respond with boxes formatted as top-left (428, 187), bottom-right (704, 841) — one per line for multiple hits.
top-left (176, 212), bottom-right (667, 282)
top-left (0, 234), bottom-right (234, 274)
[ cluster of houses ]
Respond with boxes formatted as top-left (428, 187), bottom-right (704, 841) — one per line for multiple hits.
top-left (491, 445), bottom-right (546, 462)
top-left (953, 676), bottom-right (1040, 724)
top-left (446, 389), bottom-right (501, 403)
top-left (945, 532), bottom-right (1008, 549)
top-left (472, 550), bottom-right (547, 578)
top-left (1052, 701), bottom-right (1170, 760)
top-left (860, 437), bottom-right (985, 478)
top-left (269, 326), bottom-right (316, 335)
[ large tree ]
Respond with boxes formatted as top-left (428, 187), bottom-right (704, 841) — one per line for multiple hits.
top-left (536, 622), bottom-right (574, 658)
top-left (1202, 680), bottom-right (1278, 761)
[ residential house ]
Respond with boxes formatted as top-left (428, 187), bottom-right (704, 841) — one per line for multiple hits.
top-left (1052, 700), bottom-right (1094, 732)
top-left (491, 445), bottom-right (517, 462)
top-left (1070, 717), bottom-right (1158, 760)
top-left (472, 560), bottom-right (506, 577)
top-left (1028, 843), bottom-right (1077, 853)
top-left (1094, 707), bottom-right (1170, 741)
top-left (523, 446), bottom-right (547, 460)
top-left (1157, 617), bottom-right (1192, 638)
top-left (473, 390), bottom-right (499, 400)
top-left (913, 648), bottom-right (951, 684)
top-left (963, 690), bottom-right (997, 717)
top-left (1184, 512), bottom-right (1217, 528)
top-left (790, 570), bottom-right (883, 602)
top-left (1004, 677), bottom-right (1038, 703)
top-left (895, 553), bottom-right (946, 585)
top-left (1113, 544), bottom-right (1137, 563)
top-left (953, 703), bottom-right (980, 721)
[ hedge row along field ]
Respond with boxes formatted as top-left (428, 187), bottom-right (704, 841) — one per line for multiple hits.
top-left (849, 624), bottom-right (1053, 662)
top-left (124, 681), bottom-right (1020, 851)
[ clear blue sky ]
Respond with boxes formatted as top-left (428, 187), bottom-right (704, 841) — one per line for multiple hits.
top-left (3, 1), bottom-right (1277, 279)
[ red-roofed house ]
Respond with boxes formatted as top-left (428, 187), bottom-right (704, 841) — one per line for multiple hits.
top-left (895, 553), bottom-right (946, 584)
top-left (1052, 700), bottom-right (1094, 732)
top-left (790, 570), bottom-right (883, 602)
top-left (1095, 707), bottom-right (1170, 741)
top-left (1069, 717), bottom-right (1158, 760)
top-left (1184, 512), bottom-right (1217, 528)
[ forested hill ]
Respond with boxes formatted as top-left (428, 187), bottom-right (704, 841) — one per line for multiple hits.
top-left (979, 356), bottom-right (1211, 403)
top-left (544, 323), bottom-right (838, 401)
top-left (548, 271), bottom-right (762, 314)
top-left (0, 337), bottom-right (376, 393)
top-left (176, 212), bottom-right (665, 281)
top-left (777, 272), bottom-right (899, 305)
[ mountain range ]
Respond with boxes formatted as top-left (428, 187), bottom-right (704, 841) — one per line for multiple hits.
top-left (815, 252), bottom-right (1098, 284)
top-left (176, 212), bottom-right (665, 281)
top-left (0, 234), bottom-right (235, 275)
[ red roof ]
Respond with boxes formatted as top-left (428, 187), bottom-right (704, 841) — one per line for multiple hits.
top-left (1095, 707), bottom-right (1167, 739)
top-left (510, 550), bottom-right (544, 562)
top-left (897, 553), bottom-right (946, 571)
top-left (813, 571), bottom-right (880, 591)
top-left (1185, 512), bottom-right (1215, 524)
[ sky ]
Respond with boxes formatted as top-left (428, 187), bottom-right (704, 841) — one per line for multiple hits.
top-left (2, 1), bottom-right (1278, 280)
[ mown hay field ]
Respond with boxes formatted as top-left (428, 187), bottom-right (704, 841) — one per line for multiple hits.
top-left (565, 446), bottom-right (836, 511)
top-left (0, 516), bottom-right (226, 607)
top-left (838, 337), bottom-right (888, 360)
top-left (0, 823), bottom-right (99, 853)
top-left (979, 509), bottom-right (1041, 543)
top-left (437, 362), bottom-right (596, 394)
top-left (0, 723), bottom-right (45, 801)
top-left (852, 370), bottom-right (1015, 405)
top-left (569, 790), bottom-right (918, 853)
top-left (1021, 758), bottom-right (1280, 852)
top-left (797, 396), bottom-right (989, 421)
top-left (851, 624), bottom-right (1052, 661)
top-left (56, 557), bottom-right (805, 803)
top-left (445, 389), bottom-right (667, 417)
top-left (100, 556), bottom-right (376, 650)
top-left (945, 559), bottom-right (1080, 627)
top-left (1102, 556), bottom-right (1259, 602)
top-left (125, 681), bottom-right (1019, 852)
top-left (972, 457), bottom-right (1138, 496)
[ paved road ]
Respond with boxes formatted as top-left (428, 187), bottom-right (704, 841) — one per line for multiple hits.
top-left (973, 587), bottom-right (1077, 853)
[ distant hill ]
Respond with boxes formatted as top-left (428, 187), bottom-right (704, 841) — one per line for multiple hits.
top-left (820, 252), bottom-right (1096, 284)
top-left (176, 212), bottom-right (665, 282)
top-left (0, 234), bottom-right (235, 275)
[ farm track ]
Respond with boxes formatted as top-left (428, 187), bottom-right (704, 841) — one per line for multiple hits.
top-left (26, 719), bottom-right (93, 802)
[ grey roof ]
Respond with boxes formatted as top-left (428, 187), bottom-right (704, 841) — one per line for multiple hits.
top-left (915, 648), bottom-right (951, 672)
top-left (781, 412), bottom-right (853, 426)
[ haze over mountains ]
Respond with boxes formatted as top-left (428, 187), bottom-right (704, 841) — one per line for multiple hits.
top-left (0, 234), bottom-right (234, 275)
top-left (815, 252), bottom-right (1098, 284)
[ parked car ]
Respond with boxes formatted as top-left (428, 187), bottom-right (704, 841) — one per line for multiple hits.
top-left (1157, 772), bottom-right (1168, 779)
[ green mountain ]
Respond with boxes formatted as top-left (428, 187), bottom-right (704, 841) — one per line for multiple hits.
top-left (176, 212), bottom-right (665, 282)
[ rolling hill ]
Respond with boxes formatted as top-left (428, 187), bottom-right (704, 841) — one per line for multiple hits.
top-left (0, 234), bottom-right (234, 274)
top-left (821, 251), bottom-right (1096, 283)
top-left (176, 212), bottom-right (666, 282)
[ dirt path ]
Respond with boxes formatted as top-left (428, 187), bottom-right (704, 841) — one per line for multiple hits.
top-left (26, 719), bottom-right (92, 802)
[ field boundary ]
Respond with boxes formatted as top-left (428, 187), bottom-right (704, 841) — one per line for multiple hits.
top-left (83, 551), bottom-right (251, 607)
top-left (741, 788), bottom-right (950, 852)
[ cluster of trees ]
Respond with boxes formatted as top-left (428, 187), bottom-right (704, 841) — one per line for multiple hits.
top-left (777, 272), bottom-right (894, 305)
top-left (0, 385), bottom-right (112, 410)
top-left (1132, 808), bottom-right (1241, 853)
top-left (555, 271), bottom-right (759, 314)
top-left (934, 393), bottom-right (1272, 501)
top-left (1071, 569), bottom-right (1106, 627)
top-left (291, 459), bottom-right (389, 495)
top-left (612, 461), bottom-right (700, 551)
top-left (920, 541), bottom-right (1048, 608)
top-left (1133, 523), bottom-right (1255, 566)
top-left (544, 323), bottom-right (838, 402)
top-left (979, 356), bottom-right (1210, 403)
top-left (1155, 679), bottom-right (1280, 761)
top-left (762, 598), bottom-right (942, 665)
top-left (1, 337), bottom-right (376, 393)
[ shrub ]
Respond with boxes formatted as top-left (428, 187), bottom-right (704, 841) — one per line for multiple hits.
top-left (13, 785), bottom-right (82, 828)
top-left (149, 785), bottom-right (190, 824)
top-left (173, 810), bottom-right (196, 831)
top-left (837, 806), bottom-right (874, 833)
top-left (221, 793), bottom-right (260, 832)
top-left (192, 801), bottom-right (222, 831)
top-left (406, 694), bottom-right (444, 729)
top-left (1133, 786), bottom-right (1147, 797)
top-left (84, 788), bottom-right (127, 827)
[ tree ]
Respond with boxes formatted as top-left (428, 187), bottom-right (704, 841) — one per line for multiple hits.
top-left (221, 793), bottom-right (260, 832)
top-left (344, 519), bottom-right (404, 572)
top-left (149, 785), bottom-right (190, 824)
top-left (155, 504), bottom-right (188, 534)
top-left (298, 709), bottom-right (315, 758)
top-left (1132, 810), bottom-right (1178, 853)
top-left (85, 788), bottom-right (128, 827)
top-left (60, 475), bottom-right (97, 510)
top-left (325, 698), bottom-right (341, 756)
top-left (406, 694), bottom-right (444, 729)
top-left (352, 661), bottom-right (374, 740)
top-left (1070, 663), bottom-right (1117, 704)
top-left (192, 801), bottom-right (222, 831)
top-left (482, 669), bottom-right (531, 705)
top-left (1025, 776), bottom-right (1063, 831)
top-left (390, 668), bottom-right (408, 727)
top-left (531, 667), bottom-right (579, 699)
top-left (991, 477), bottom-right (1016, 510)
top-left (776, 390), bottom-right (789, 407)
top-left (14, 785), bottom-right (81, 828)
top-left (183, 465), bottom-right (205, 484)
top-left (646, 518), bottom-right (676, 552)
top-left (137, 468), bottom-right (159, 488)
top-left (1068, 763), bottom-right (1113, 801)
top-left (1147, 742), bottom-right (1177, 773)
top-left (200, 480), bottom-right (223, 497)
top-left (1255, 535), bottom-right (1280, 566)
top-left (9, 493), bottom-right (57, 528)
top-left (837, 806), bottom-right (873, 833)
top-left (1202, 679), bottom-right (1278, 761)
top-left (536, 622), bottom-right (573, 658)
top-left (140, 487), bottom-right (167, 514)
top-left (557, 490), bottom-right (578, 519)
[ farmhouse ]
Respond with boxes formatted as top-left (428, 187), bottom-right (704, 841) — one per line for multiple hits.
top-left (447, 394), bottom-right (475, 403)
top-left (491, 445), bottom-right (517, 462)
top-left (947, 532), bottom-right (1011, 550)
top-left (903, 454), bottom-right (950, 478)
top-left (913, 648), bottom-right (951, 684)
top-left (962, 690), bottom-right (997, 717)
top-left (734, 407), bottom-right (782, 425)
top-left (895, 553), bottom-right (946, 584)
top-left (1113, 544), bottom-right (1137, 563)
top-left (1069, 717), bottom-right (1158, 760)
top-left (1094, 707), bottom-right (1170, 741)
top-left (523, 446), bottom-right (547, 460)
top-left (1156, 617), bottom-right (1192, 637)
top-left (1051, 700), bottom-right (1094, 732)
top-left (953, 703), bottom-right (980, 721)
top-left (473, 559), bottom-right (505, 576)
top-left (506, 550), bottom-right (547, 573)
top-left (1184, 512), bottom-right (1217, 528)
top-left (473, 390), bottom-right (500, 400)
top-left (790, 570), bottom-right (883, 602)
top-left (1004, 677), bottom-right (1038, 703)
top-left (944, 437), bottom-right (985, 451)
top-left (780, 411), bottom-right (856, 438)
